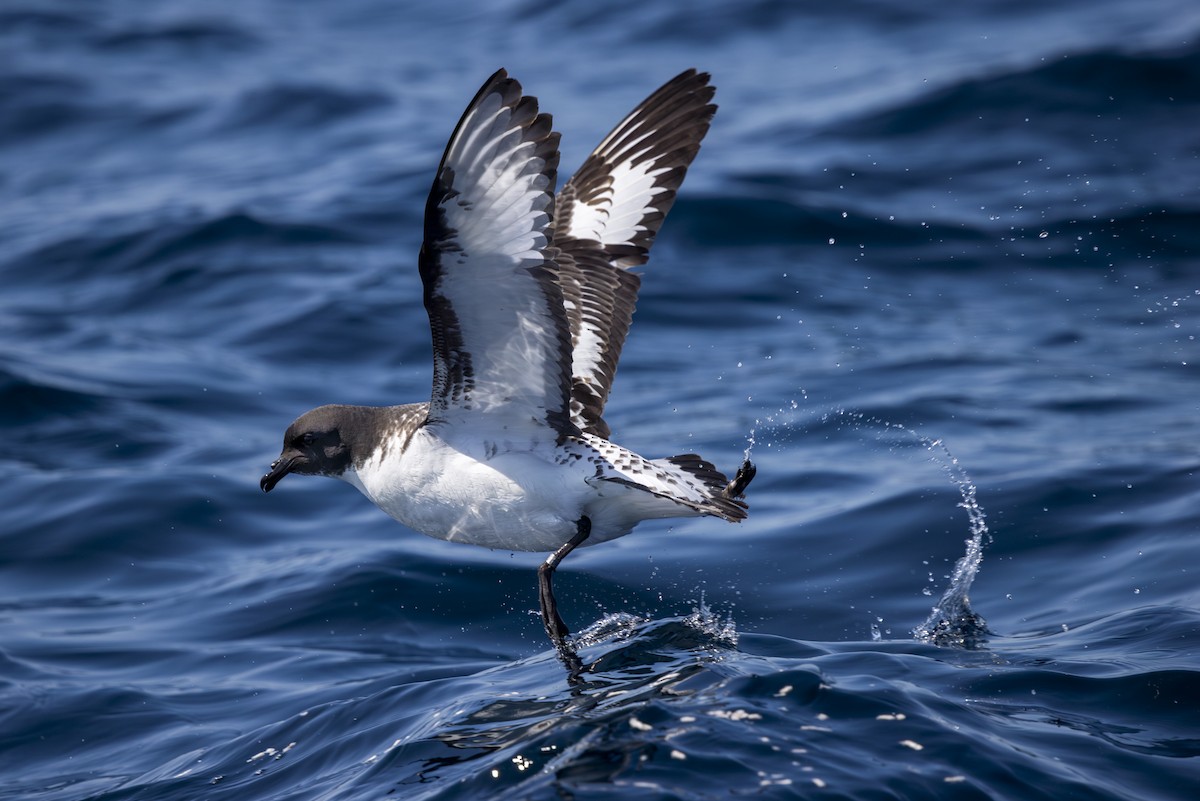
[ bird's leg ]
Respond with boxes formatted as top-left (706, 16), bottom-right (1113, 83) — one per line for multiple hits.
top-left (538, 516), bottom-right (591, 664)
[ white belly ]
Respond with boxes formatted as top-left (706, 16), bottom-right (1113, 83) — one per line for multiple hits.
top-left (344, 427), bottom-right (589, 551)
top-left (340, 425), bottom-right (710, 553)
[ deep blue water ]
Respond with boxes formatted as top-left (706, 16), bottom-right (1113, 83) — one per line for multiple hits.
top-left (3, 1), bottom-right (1200, 798)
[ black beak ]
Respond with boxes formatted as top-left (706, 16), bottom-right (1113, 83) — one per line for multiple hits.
top-left (260, 454), bottom-right (297, 493)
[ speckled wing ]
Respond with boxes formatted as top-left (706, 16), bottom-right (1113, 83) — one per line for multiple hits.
top-left (570, 434), bottom-right (748, 523)
top-left (420, 70), bottom-right (574, 433)
top-left (554, 70), bottom-right (717, 438)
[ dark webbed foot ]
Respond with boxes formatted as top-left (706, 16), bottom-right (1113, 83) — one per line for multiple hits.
top-left (537, 516), bottom-right (591, 673)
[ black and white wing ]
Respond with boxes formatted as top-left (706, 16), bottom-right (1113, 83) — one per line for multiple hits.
top-left (420, 70), bottom-right (575, 434)
top-left (553, 70), bottom-right (717, 438)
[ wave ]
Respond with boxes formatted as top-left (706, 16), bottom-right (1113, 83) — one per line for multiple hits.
top-left (0, 71), bottom-right (98, 142)
top-left (0, 364), bottom-right (107, 425)
top-left (0, 7), bottom-right (98, 40)
top-left (667, 193), bottom-right (987, 250)
top-left (0, 68), bottom-right (200, 145)
top-left (716, 41), bottom-right (1200, 248)
top-left (667, 191), bottom-right (1200, 269)
top-left (10, 211), bottom-right (360, 280)
top-left (95, 19), bottom-right (261, 52)
top-left (218, 83), bottom-right (392, 131)
top-left (836, 43), bottom-right (1200, 139)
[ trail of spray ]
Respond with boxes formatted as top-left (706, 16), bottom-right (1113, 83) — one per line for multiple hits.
top-left (746, 402), bottom-right (992, 647)
top-left (830, 411), bottom-right (991, 647)
top-left (910, 436), bottom-right (991, 647)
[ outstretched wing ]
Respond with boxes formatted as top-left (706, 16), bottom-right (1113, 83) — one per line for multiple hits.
top-left (554, 70), bottom-right (716, 438)
top-left (420, 69), bottom-right (575, 435)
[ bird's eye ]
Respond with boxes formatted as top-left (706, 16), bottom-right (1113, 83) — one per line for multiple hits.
top-left (299, 432), bottom-right (317, 447)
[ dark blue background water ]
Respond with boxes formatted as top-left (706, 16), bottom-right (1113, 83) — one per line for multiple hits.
top-left (3, 1), bottom-right (1199, 798)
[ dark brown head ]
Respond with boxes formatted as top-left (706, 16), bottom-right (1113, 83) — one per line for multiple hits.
top-left (260, 405), bottom-right (358, 492)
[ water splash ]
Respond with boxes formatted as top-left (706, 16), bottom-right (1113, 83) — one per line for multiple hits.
top-left (910, 437), bottom-right (991, 648)
top-left (573, 612), bottom-right (645, 649)
top-left (1143, 287), bottom-right (1199, 366)
top-left (572, 595), bottom-right (738, 652)
top-left (684, 593), bottom-right (739, 648)
top-left (828, 411), bottom-right (991, 648)
top-left (745, 402), bottom-right (991, 647)
top-left (1143, 287), bottom-right (1199, 319)
top-left (745, 395), bottom-right (805, 462)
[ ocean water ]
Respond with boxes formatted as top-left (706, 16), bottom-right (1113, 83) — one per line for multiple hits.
top-left (2, 1), bottom-right (1199, 798)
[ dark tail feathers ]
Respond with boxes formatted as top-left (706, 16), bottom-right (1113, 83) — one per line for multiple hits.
top-left (664, 454), bottom-right (757, 522)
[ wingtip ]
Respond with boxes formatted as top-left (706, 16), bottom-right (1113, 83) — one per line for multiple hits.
top-left (670, 67), bottom-right (716, 97)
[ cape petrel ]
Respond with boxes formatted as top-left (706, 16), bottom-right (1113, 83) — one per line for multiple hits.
top-left (261, 68), bottom-right (755, 667)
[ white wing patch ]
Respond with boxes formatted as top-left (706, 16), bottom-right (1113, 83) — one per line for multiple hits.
top-left (562, 131), bottom-right (671, 249)
top-left (420, 70), bottom-right (572, 432)
top-left (553, 70), bottom-right (717, 437)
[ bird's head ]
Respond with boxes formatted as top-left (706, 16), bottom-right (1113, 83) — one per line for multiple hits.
top-left (260, 405), bottom-right (355, 492)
